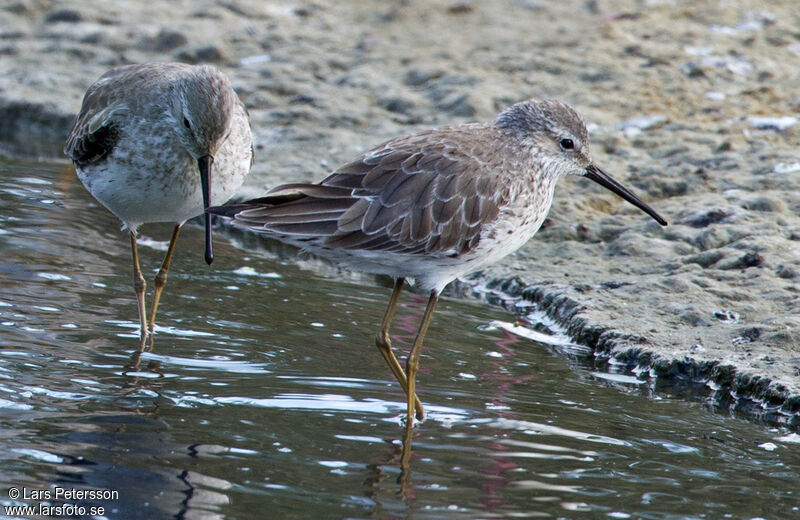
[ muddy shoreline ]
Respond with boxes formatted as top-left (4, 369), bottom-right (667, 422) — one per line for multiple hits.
top-left (3, 0), bottom-right (799, 425)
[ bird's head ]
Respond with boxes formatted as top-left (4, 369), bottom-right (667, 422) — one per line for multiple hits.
top-left (172, 65), bottom-right (236, 160)
top-left (495, 99), bottom-right (667, 226)
top-left (170, 65), bottom-right (239, 264)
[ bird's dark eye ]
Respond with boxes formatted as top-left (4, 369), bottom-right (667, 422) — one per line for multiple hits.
top-left (560, 138), bottom-right (575, 151)
top-left (183, 117), bottom-right (192, 130)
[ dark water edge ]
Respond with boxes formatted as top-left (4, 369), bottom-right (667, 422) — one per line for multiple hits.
top-left (473, 277), bottom-right (800, 428)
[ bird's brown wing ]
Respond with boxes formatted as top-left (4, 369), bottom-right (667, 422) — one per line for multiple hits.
top-left (210, 127), bottom-right (508, 257)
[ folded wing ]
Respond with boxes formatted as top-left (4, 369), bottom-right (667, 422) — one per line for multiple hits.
top-left (210, 129), bottom-right (508, 257)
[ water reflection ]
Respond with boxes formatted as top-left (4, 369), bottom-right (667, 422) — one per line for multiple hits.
top-left (2, 160), bottom-right (800, 518)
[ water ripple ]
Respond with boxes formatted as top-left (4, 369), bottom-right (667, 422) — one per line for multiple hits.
top-left (140, 352), bottom-right (271, 374)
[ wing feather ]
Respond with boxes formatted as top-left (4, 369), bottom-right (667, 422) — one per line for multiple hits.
top-left (65, 123), bottom-right (121, 167)
top-left (208, 125), bottom-right (508, 257)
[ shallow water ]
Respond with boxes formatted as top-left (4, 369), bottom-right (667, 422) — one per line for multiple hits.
top-left (0, 160), bottom-right (798, 519)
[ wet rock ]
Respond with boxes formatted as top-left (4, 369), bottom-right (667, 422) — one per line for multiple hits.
top-left (404, 69), bottom-right (444, 87)
top-left (713, 309), bottom-right (740, 323)
top-left (174, 44), bottom-right (225, 64)
top-left (681, 309), bottom-right (709, 327)
top-left (733, 327), bottom-right (762, 344)
top-left (693, 226), bottom-right (748, 251)
top-left (4, 1), bottom-right (34, 15)
top-left (772, 161), bottom-right (800, 174)
top-left (717, 252), bottom-right (764, 270)
top-left (598, 281), bottom-right (631, 290)
top-left (682, 61), bottom-right (706, 78)
top-left (747, 116), bottom-right (797, 131)
top-left (660, 276), bottom-right (693, 293)
top-left (740, 196), bottom-right (786, 213)
top-left (293, 5), bottom-right (317, 18)
top-left (377, 96), bottom-right (415, 115)
top-left (141, 29), bottom-right (189, 52)
top-left (429, 90), bottom-right (475, 118)
top-left (648, 144), bottom-right (689, 159)
top-left (579, 69), bottom-right (614, 83)
top-left (514, 0), bottom-right (543, 10)
top-left (422, 75), bottom-right (479, 118)
top-left (683, 250), bottom-right (724, 268)
top-left (638, 178), bottom-right (689, 198)
top-left (716, 141), bottom-right (733, 152)
top-left (43, 8), bottom-right (83, 23)
top-left (447, 3), bottom-right (475, 14)
top-left (240, 54), bottom-right (272, 67)
top-left (677, 206), bottom-right (742, 228)
top-left (605, 231), bottom-right (649, 257)
top-left (619, 114), bottom-right (668, 137)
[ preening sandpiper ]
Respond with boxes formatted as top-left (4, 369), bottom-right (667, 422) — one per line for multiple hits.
top-left (65, 62), bottom-right (253, 344)
top-left (210, 98), bottom-right (667, 424)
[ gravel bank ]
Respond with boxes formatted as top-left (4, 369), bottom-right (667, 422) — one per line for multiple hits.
top-left (2, 0), bottom-right (799, 423)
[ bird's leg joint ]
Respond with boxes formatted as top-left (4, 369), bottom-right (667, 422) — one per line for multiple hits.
top-left (133, 272), bottom-right (146, 293)
top-left (154, 267), bottom-right (168, 289)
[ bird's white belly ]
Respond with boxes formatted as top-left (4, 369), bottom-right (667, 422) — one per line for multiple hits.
top-left (414, 184), bottom-right (555, 291)
top-left (77, 133), bottom-right (249, 230)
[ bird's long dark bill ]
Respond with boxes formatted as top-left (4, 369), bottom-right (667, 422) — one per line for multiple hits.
top-left (198, 155), bottom-right (214, 264)
top-left (585, 164), bottom-right (667, 226)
